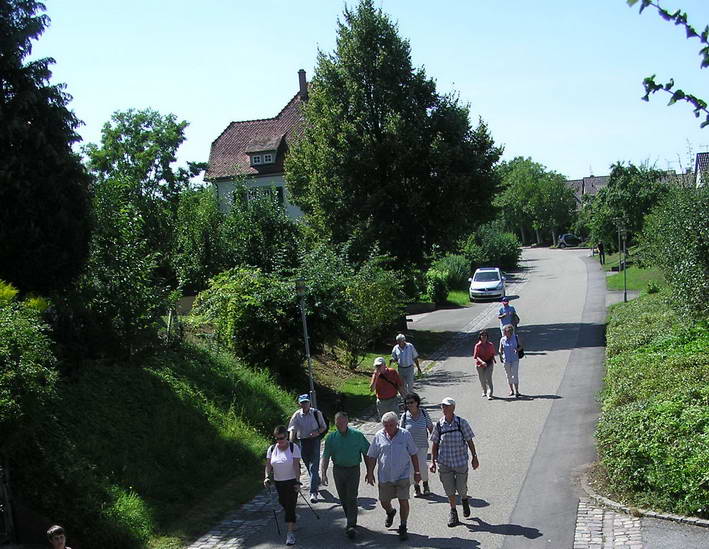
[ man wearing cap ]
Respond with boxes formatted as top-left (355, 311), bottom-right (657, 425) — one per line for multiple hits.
top-left (365, 411), bottom-right (421, 541)
top-left (390, 334), bottom-right (422, 396)
top-left (430, 397), bottom-right (479, 527)
top-left (320, 411), bottom-right (370, 539)
top-left (288, 394), bottom-right (327, 503)
top-left (497, 297), bottom-right (518, 335)
top-left (370, 357), bottom-right (405, 420)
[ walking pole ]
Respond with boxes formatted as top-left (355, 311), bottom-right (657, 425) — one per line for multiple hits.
top-left (267, 484), bottom-right (281, 536)
top-left (297, 487), bottom-right (321, 519)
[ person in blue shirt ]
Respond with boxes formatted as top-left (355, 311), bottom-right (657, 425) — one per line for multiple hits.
top-left (497, 296), bottom-right (518, 335)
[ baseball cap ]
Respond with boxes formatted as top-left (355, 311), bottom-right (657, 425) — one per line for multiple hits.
top-left (373, 357), bottom-right (386, 367)
top-left (441, 397), bottom-right (456, 406)
top-left (298, 394), bottom-right (310, 403)
top-left (501, 296), bottom-right (509, 303)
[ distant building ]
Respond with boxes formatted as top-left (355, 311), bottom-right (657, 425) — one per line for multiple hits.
top-left (564, 175), bottom-right (610, 205)
top-left (205, 70), bottom-right (308, 218)
top-left (694, 152), bottom-right (709, 188)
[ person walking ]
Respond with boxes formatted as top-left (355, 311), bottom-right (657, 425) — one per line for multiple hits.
top-left (265, 425), bottom-right (301, 546)
top-left (597, 241), bottom-right (606, 265)
top-left (499, 324), bottom-right (522, 397)
top-left (320, 411), bottom-right (370, 539)
top-left (47, 525), bottom-right (72, 549)
top-left (497, 296), bottom-right (518, 335)
top-left (430, 397), bottom-right (479, 527)
top-left (370, 356), bottom-right (405, 420)
top-left (288, 394), bottom-right (327, 503)
top-left (399, 392), bottom-right (434, 496)
top-left (473, 330), bottom-right (497, 400)
top-left (365, 411), bottom-right (421, 541)
top-left (390, 334), bottom-right (422, 396)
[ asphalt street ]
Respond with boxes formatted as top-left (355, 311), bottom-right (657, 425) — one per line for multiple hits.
top-left (246, 247), bottom-right (606, 548)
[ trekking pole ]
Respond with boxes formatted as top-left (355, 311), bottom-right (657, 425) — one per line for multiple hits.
top-left (267, 483), bottom-right (281, 536)
top-left (297, 487), bottom-right (320, 519)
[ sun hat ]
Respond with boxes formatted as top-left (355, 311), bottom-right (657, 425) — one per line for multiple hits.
top-left (441, 397), bottom-right (456, 406)
top-left (373, 357), bottom-right (386, 366)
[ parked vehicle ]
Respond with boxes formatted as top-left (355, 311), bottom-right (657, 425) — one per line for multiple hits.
top-left (468, 267), bottom-right (506, 301)
top-left (558, 233), bottom-right (581, 248)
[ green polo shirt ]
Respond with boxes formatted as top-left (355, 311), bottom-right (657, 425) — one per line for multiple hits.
top-left (322, 427), bottom-right (370, 467)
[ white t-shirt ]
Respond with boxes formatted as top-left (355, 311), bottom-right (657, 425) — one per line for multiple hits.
top-left (266, 442), bottom-right (301, 481)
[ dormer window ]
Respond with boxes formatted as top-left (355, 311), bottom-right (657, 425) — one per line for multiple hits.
top-left (263, 153), bottom-right (273, 164)
top-left (251, 155), bottom-right (262, 166)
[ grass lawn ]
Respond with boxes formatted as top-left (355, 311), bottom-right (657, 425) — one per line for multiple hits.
top-left (446, 289), bottom-right (471, 307)
top-left (606, 265), bottom-right (665, 292)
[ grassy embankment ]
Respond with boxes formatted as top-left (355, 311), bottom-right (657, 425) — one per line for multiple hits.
top-left (601, 248), bottom-right (664, 292)
top-left (594, 289), bottom-right (709, 518)
top-left (15, 344), bottom-right (294, 549)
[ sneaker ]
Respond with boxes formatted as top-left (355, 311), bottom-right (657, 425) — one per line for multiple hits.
top-left (346, 526), bottom-right (356, 539)
top-left (422, 481), bottom-right (431, 495)
top-left (515, 393), bottom-right (521, 399)
top-left (310, 493), bottom-right (317, 503)
top-left (447, 507), bottom-right (460, 527)
top-left (414, 484), bottom-right (421, 497)
top-left (286, 531), bottom-right (296, 545)
top-left (398, 524), bottom-right (408, 541)
top-left (487, 394), bottom-right (493, 400)
top-left (385, 508), bottom-right (397, 528)
top-left (462, 497), bottom-right (471, 517)
top-left (481, 392), bottom-right (487, 398)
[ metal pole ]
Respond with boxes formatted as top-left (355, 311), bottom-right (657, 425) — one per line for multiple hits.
top-left (617, 223), bottom-right (622, 271)
top-left (299, 295), bottom-right (317, 409)
top-left (623, 232), bottom-right (628, 303)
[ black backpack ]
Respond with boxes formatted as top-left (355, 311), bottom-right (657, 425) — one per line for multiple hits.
top-left (399, 407), bottom-right (430, 428)
top-left (269, 441), bottom-right (295, 455)
top-left (434, 417), bottom-right (462, 439)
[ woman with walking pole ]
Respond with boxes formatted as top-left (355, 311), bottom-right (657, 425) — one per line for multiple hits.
top-left (265, 425), bottom-right (301, 546)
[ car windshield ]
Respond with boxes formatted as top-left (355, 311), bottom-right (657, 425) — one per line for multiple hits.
top-left (474, 271), bottom-right (500, 282)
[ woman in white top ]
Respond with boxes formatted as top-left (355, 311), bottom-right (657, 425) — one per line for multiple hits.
top-left (265, 425), bottom-right (301, 546)
top-left (400, 392), bottom-right (434, 496)
top-left (499, 324), bottom-right (522, 398)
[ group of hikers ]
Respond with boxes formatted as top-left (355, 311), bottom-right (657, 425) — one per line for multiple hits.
top-left (265, 296), bottom-right (524, 545)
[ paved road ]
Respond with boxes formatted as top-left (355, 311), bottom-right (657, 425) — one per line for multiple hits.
top-left (245, 247), bottom-right (606, 548)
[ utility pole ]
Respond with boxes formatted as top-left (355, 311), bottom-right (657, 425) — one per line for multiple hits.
top-left (295, 278), bottom-right (317, 409)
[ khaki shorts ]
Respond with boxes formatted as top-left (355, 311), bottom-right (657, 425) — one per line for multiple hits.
top-left (439, 463), bottom-right (468, 498)
top-left (378, 478), bottom-right (410, 502)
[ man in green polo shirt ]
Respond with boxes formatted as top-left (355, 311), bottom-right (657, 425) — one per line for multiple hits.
top-left (320, 411), bottom-right (370, 539)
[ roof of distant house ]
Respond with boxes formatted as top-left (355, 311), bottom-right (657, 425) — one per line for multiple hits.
top-left (565, 175), bottom-right (610, 203)
top-left (694, 152), bottom-right (709, 175)
top-left (206, 78), bottom-right (307, 181)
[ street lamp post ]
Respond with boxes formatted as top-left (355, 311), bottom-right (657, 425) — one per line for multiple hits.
top-left (622, 228), bottom-right (628, 303)
top-left (295, 278), bottom-right (317, 409)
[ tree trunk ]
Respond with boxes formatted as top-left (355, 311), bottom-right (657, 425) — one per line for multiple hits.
top-left (519, 226), bottom-right (527, 245)
top-left (551, 229), bottom-right (557, 246)
top-left (534, 228), bottom-right (541, 245)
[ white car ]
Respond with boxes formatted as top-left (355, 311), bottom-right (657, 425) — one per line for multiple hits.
top-left (468, 267), bottom-right (506, 301)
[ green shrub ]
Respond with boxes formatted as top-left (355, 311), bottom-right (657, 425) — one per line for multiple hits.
top-left (0, 280), bottom-right (19, 305)
top-left (432, 254), bottom-right (470, 290)
top-left (460, 221), bottom-right (521, 272)
top-left (646, 280), bottom-right (660, 294)
top-left (341, 257), bottom-right (405, 368)
top-left (597, 291), bottom-right (709, 518)
top-left (640, 186), bottom-right (708, 317)
top-left (0, 296), bottom-right (57, 449)
top-left (425, 268), bottom-right (449, 306)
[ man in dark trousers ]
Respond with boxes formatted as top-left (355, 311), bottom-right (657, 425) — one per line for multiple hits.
top-left (597, 241), bottom-right (606, 265)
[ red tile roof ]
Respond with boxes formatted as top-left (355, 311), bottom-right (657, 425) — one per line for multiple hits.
top-left (206, 90), bottom-right (306, 180)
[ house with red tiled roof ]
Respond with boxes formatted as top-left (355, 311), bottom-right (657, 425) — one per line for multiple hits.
top-left (694, 152), bottom-right (709, 188)
top-left (564, 175), bottom-right (610, 205)
top-left (205, 70), bottom-right (308, 218)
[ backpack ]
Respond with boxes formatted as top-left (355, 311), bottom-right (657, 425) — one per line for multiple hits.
top-left (313, 409), bottom-right (330, 440)
top-left (268, 441), bottom-right (295, 455)
top-left (399, 407), bottom-right (429, 429)
top-left (434, 416), bottom-right (462, 439)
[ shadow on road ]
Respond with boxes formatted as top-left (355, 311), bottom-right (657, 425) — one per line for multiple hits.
top-left (517, 321), bottom-right (605, 352)
top-left (496, 394), bottom-right (562, 402)
top-left (466, 516), bottom-right (543, 539)
top-left (420, 493), bottom-right (490, 508)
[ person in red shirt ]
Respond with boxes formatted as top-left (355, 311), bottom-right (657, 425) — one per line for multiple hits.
top-left (473, 330), bottom-right (497, 400)
top-left (370, 356), bottom-right (405, 419)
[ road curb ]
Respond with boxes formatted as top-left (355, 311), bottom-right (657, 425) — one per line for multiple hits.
top-left (580, 469), bottom-right (709, 529)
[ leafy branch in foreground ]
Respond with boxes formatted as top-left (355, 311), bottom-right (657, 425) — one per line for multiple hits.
top-left (628, 0), bottom-right (709, 127)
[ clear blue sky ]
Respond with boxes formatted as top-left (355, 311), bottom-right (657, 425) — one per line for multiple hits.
top-left (35, 0), bottom-right (709, 180)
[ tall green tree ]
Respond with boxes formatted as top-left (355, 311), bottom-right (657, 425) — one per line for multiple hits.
top-left (84, 108), bottom-right (204, 285)
top-left (588, 162), bottom-right (667, 250)
top-left (286, 0), bottom-right (501, 266)
top-left (494, 157), bottom-right (575, 244)
top-left (0, 0), bottom-right (91, 294)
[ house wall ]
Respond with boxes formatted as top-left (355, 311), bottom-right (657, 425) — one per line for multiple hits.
top-left (214, 174), bottom-right (304, 219)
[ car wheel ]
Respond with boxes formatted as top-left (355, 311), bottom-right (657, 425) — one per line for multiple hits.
top-left (559, 242), bottom-right (566, 248)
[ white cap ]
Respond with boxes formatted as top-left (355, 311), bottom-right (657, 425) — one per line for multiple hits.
top-left (374, 357), bottom-right (386, 366)
top-left (441, 397), bottom-right (456, 406)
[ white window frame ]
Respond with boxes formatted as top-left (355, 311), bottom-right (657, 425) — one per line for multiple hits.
top-left (263, 153), bottom-right (273, 164)
top-left (251, 154), bottom-right (262, 165)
